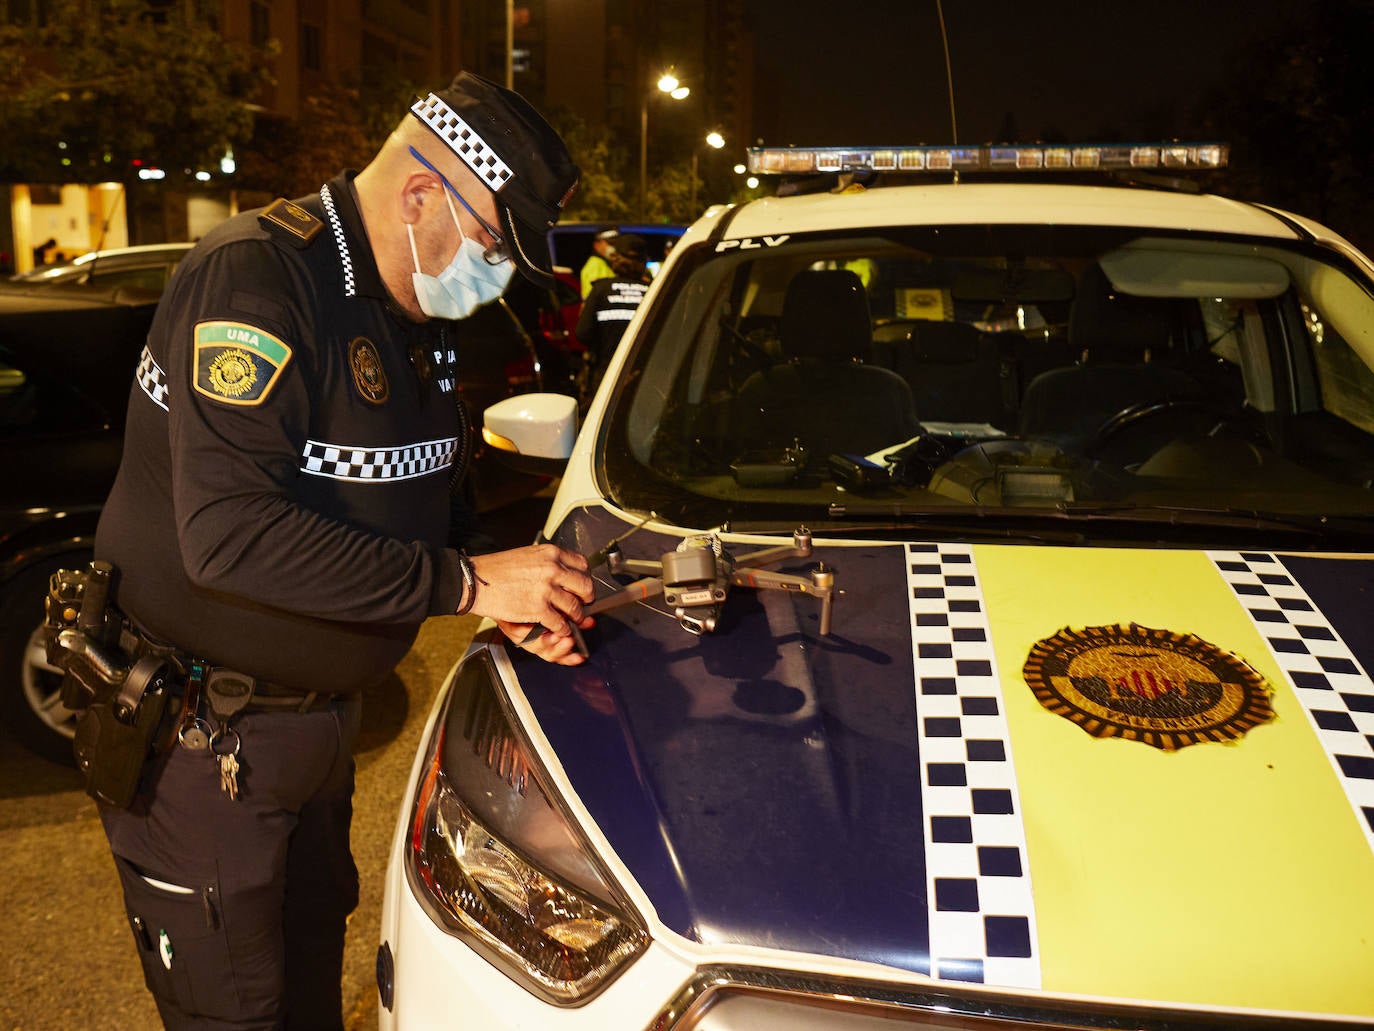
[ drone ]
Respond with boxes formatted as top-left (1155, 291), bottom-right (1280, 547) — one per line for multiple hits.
top-left (524, 524), bottom-right (837, 653)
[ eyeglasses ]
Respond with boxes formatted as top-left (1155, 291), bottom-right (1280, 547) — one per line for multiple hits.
top-left (408, 146), bottom-right (509, 266)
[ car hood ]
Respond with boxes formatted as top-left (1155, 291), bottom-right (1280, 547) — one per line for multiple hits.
top-left (507, 507), bottom-right (1374, 1021)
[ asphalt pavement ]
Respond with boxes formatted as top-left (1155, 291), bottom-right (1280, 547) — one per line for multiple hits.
top-left (0, 493), bottom-right (552, 1029)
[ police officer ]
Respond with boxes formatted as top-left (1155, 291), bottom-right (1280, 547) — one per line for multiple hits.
top-left (575, 232), bottom-right (651, 392)
top-left (91, 73), bottom-right (595, 1027)
top-left (577, 224), bottom-right (618, 297)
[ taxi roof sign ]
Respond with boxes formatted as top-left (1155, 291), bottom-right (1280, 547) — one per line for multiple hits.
top-left (747, 142), bottom-right (1229, 176)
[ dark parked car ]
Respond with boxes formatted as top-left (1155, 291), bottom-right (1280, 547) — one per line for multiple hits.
top-left (546, 221), bottom-right (687, 283)
top-left (9, 243), bottom-right (194, 294)
top-left (0, 279), bottom-right (544, 764)
top-left (0, 284), bottom-right (156, 763)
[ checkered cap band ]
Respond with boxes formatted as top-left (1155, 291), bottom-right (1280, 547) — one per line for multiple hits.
top-left (410, 94), bottom-right (514, 193)
top-left (300, 436), bottom-right (460, 482)
top-left (137, 345), bottom-right (170, 411)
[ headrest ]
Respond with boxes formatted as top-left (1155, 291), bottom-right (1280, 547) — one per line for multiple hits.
top-left (780, 269), bottom-right (870, 360)
top-left (1069, 263), bottom-right (1176, 359)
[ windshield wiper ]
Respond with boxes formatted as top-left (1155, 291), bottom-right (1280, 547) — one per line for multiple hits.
top-left (760, 500), bottom-right (1374, 545)
top-left (1054, 501), bottom-right (1372, 537)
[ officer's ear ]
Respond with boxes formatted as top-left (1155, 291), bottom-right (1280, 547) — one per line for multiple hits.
top-left (400, 170), bottom-right (440, 225)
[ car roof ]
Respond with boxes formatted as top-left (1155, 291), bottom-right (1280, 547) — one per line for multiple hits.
top-left (65, 242), bottom-right (193, 265)
top-left (705, 182), bottom-right (1303, 242)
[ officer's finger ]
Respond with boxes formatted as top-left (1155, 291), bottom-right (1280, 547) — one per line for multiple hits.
top-left (554, 547), bottom-right (589, 572)
top-left (539, 630), bottom-right (587, 666)
top-left (556, 568), bottom-right (595, 607)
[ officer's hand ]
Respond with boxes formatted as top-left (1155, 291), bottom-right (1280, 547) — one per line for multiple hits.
top-left (497, 616), bottom-right (595, 666)
top-left (467, 545), bottom-right (594, 637)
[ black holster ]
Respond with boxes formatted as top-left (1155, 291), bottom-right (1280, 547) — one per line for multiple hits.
top-left (44, 562), bottom-right (176, 808)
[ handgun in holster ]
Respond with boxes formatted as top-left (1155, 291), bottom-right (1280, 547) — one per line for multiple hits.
top-left (44, 561), bottom-right (175, 808)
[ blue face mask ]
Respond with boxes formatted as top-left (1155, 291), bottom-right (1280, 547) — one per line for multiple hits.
top-left (407, 191), bottom-right (513, 320)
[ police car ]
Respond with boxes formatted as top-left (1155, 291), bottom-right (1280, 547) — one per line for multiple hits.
top-left (378, 143), bottom-right (1374, 1028)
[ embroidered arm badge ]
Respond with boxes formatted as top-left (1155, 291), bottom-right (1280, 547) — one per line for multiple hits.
top-left (192, 320), bottom-right (293, 406)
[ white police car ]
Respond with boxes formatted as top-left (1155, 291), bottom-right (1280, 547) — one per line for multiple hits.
top-left (378, 143), bottom-right (1374, 1028)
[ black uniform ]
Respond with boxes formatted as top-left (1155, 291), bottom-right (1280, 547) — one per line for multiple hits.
top-left (575, 274), bottom-right (648, 388)
top-left (94, 171), bottom-right (468, 1027)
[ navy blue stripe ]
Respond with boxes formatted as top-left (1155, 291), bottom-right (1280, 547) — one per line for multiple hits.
top-left (516, 508), bottom-right (932, 973)
top-left (1276, 555), bottom-right (1374, 676)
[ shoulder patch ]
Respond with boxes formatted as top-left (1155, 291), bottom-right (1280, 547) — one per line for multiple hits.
top-left (258, 198), bottom-right (322, 249)
top-left (192, 321), bottom-right (293, 407)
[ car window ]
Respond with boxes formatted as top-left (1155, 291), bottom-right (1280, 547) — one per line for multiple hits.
top-left (602, 225), bottom-right (1374, 528)
top-left (86, 265), bottom-right (169, 292)
top-left (1303, 299), bottom-right (1374, 435)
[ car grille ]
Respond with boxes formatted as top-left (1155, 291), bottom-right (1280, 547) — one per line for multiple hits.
top-left (646, 965), bottom-right (1327, 1030)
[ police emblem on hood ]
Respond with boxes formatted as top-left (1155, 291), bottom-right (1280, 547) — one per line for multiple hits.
top-left (1023, 623), bottom-right (1275, 750)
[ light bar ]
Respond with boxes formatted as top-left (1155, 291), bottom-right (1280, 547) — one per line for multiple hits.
top-left (747, 143), bottom-right (1228, 176)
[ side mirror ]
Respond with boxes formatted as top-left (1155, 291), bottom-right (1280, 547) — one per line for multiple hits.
top-left (483, 393), bottom-right (578, 475)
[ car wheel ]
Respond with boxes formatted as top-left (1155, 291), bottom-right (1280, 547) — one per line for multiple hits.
top-left (0, 553), bottom-right (84, 765)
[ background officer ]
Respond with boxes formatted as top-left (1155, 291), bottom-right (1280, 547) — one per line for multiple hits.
top-left (91, 72), bottom-right (594, 1027)
top-left (578, 224), bottom-right (619, 297)
top-left (576, 232), bottom-right (651, 392)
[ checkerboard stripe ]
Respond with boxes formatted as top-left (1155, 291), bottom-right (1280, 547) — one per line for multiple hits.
top-left (410, 93), bottom-right (514, 193)
top-left (319, 184), bottom-right (356, 297)
top-left (136, 344), bottom-right (170, 411)
top-left (301, 436), bottom-right (459, 482)
top-left (1211, 551), bottom-right (1374, 857)
top-left (908, 543), bottom-right (1040, 988)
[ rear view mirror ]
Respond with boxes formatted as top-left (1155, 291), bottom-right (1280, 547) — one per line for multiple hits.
top-left (950, 266), bottom-right (1076, 303)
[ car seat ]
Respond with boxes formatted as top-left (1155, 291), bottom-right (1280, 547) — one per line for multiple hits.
top-left (870, 319), bottom-right (1007, 427)
top-left (1017, 264), bottom-right (1201, 452)
top-left (731, 269), bottom-right (919, 461)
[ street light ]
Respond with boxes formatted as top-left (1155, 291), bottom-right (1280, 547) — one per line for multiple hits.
top-left (639, 71), bottom-right (690, 220)
top-left (690, 131), bottom-right (726, 217)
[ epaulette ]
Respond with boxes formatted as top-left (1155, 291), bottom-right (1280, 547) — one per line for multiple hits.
top-left (258, 198), bottom-right (322, 249)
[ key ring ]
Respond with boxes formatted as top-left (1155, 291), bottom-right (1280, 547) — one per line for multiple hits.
top-left (209, 725), bottom-right (241, 757)
top-left (177, 716), bottom-right (214, 750)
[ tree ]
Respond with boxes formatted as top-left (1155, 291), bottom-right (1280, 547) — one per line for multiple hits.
top-left (544, 109), bottom-right (634, 223)
top-left (236, 82), bottom-right (378, 199)
top-left (1200, 0), bottom-right (1374, 251)
top-left (0, 1), bottom-right (273, 184)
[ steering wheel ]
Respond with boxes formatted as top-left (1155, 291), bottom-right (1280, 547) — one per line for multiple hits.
top-left (720, 318), bottom-right (779, 389)
top-left (1087, 397), bottom-right (1232, 460)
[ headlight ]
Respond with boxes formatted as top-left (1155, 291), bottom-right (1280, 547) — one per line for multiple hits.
top-left (406, 648), bottom-right (648, 1003)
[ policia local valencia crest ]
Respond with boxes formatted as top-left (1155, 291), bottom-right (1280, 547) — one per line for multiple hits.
top-left (193, 321), bottom-right (292, 405)
top-left (1023, 623), bottom-right (1275, 750)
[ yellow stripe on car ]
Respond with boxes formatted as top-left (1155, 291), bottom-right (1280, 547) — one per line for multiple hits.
top-left (974, 545), bottom-right (1374, 1018)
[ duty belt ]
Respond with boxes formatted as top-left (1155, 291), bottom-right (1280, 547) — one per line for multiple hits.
top-left (121, 620), bottom-right (343, 715)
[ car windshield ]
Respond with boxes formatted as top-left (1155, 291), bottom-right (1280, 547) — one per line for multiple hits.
top-left (600, 223), bottom-right (1374, 541)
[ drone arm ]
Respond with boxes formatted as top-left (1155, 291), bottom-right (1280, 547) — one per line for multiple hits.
top-left (616, 558), bottom-right (663, 576)
top-left (585, 576), bottom-right (665, 617)
top-left (728, 566), bottom-right (836, 635)
top-left (733, 528), bottom-right (814, 570)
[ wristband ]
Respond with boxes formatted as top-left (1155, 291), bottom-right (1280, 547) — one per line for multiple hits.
top-left (455, 552), bottom-right (477, 616)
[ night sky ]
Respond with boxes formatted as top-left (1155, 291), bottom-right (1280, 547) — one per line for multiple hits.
top-left (747, 0), bottom-right (1294, 146)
